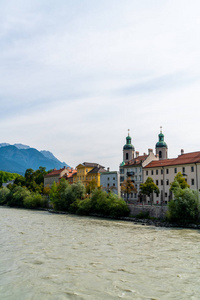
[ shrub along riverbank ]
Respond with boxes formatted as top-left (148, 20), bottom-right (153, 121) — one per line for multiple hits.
top-left (1, 173), bottom-right (200, 228)
top-left (0, 179), bottom-right (129, 218)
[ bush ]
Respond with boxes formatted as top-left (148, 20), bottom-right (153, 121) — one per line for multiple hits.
top-left (0, 187), bottom-right (11, 205)
top-left (23, 193), bottom-right (48, 209)
top-left (167, 188), bottom-right (200, 224)
top-left (7, 186), bottom-right (31, 207)
top-left (76, 190), bottom-right (130, 218)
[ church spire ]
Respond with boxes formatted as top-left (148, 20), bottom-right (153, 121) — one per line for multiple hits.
top-left (155, 127), bottom-right (168, 160)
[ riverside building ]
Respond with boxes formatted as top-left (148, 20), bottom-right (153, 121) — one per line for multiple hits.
top-left (120, 130), bottom-right (158, 203)
top-left (144, 128), bottom-right (200, 204)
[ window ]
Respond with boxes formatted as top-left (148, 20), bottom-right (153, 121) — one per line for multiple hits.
top-left (131, 193), bottom-right (133, 197)
top-left (161, 180), bottom-right (163, 185)
top-left (156, 170), bottom-right (158, 175)
top-left (156, 180), bottom-right (159, 185)
top-left (161, 169), bottom-right (163, 174)
top-left (107, 183), bottom-right (110, 187)
top-left (134, 193), bottom-right (137, 198)
top-left (182, 167), bottom-right (185, 174)
top-left (107, 177), bottom-right (110, 180)
top-left (191, 166), bottom-right (194, 172)
top-left (151, 170), bottom-right (154, 175)
top-left (146, 171), bottom-right (148, 175)
top-left (113, 177), bottom-right (115, 180)
top-left (174, 168), bottom-right (177, 173)
top-left (120, 169), bottom-right (124, 174)
top-left (120, 176), bottom-right (124, 182)
top-left (126, 153), bottom-right (129, 160)
top-left (135, 168), bottom-right (137, 173)
top-left (113, 183), bottom-right (115, 187)
top-left (166, 179), bottom-right (169, 185)
top-left (165, 193), bottom-right (167, 198)
top-left (159, 151), bottom-right (162, 159)
top-left (191, 179), bottom-right (195, 185)
top-left (166, 169), bottom-right (169, 174)
top-left (86, 169), bottom-right (88, 173)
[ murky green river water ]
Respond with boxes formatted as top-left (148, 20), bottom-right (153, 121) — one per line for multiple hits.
top-left (1, 207), bottom-right (200, 300)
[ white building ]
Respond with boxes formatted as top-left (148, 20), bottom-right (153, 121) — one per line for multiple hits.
top-left (143, 149), bottom-right (200, 204)
top-left (100, 170), bottom-right (120, 196)
top-left (120, 131), bottom-right (158, 202)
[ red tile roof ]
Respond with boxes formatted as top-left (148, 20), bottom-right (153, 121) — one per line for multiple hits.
top-left (45, 167), bottom-right (71, 177)
top-left (67, 170), bottom-right (77, 178)
top-left (144, 151), bottom-right (200, 168)
top-left (124, 155), bottom-right (148, 166)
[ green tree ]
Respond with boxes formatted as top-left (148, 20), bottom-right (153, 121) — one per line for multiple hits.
top-left (0, 187), bottom-right (11, 204)
top-left (170, 172), bottom-right (190, 193)
top-left (167, 188), bottom-right (200, 224)
top-left (7, 186), bottom-right (31, 207)
top-left (140, 177), bottom-right (159, 205)
top-left (86, 179), bottom-right (98, 195)
top-left (71, 181), bottom-right (85, 199)
top-left (121, 177), bottom-right (137, 203)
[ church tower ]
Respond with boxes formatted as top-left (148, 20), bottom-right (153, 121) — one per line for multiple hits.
top-left (123, 129), bottom-right (135, 163)
top-left (155, 127), bottom-right (168, 160)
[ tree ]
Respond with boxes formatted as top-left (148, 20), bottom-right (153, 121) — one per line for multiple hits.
top-left (71, 181), bottom-right (85, 199)
top-left (170, 172), bottom-right (190, 193)
top-left (0, 187), bottom-right (11, 204)
top-left (86, 179), bottom-right (98, 195)
top-left (167, 188), bottom-right (200, 224)
top-left (121, 177), bottom-right (137, 203)
top-left (140, 177), bottom-right (159, 205)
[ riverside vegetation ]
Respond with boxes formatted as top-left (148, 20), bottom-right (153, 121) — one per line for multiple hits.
top-left (0, 169), bottom-right (200, 225)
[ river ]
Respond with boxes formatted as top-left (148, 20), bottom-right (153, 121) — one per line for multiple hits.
top-left (0, 207), bottom-right (200, 300)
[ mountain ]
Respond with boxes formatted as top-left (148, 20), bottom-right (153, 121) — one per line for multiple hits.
top-left (0, 144), bottom-right (70, 175)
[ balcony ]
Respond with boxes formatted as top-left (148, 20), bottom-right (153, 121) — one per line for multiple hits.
top-left (127, 171), bottom-right (135, 177)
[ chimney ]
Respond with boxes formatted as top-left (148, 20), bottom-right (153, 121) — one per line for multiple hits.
top-left (136, 151), bottom-right (139, 158)
top-left (107, 167), bottom-right (110, 172)
top-left (148, 148), bottom-right (153, 155)
top-left (143, 153), bottom-right (147, 156)
top-left (181, 149), bottom-right (184, 155)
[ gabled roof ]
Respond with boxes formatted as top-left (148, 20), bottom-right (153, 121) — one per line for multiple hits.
top-left (45, 166), bottom-right (71, 177)
top-left (83, 162), bottom-right (104, 168)
top-left (76, 162), bottom-right (104, 168)
top-left (45, 167), bottom-right (66, 177)
top-left (144, 151), bottom-right (200, 168)
top-left (124, 155), bottom-right (148, 166)
top-left (66, 169), bottom-right (77, 179)
top-left (88, 166), bottom-right (106, 174)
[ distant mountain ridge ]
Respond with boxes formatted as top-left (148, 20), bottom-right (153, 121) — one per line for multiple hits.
top-left (0, 143), bottom-right (69, 175)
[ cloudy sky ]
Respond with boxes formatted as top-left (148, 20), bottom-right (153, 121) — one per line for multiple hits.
top-left (1, 0), bottom-right (200, 170)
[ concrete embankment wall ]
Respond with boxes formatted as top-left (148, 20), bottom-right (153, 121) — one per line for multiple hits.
top-left (128, 204), bottom-right (168, 219)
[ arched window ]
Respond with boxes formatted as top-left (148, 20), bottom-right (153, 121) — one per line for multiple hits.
top-left (126, 153), bottom-right (129, 160)
top-left (159, 151), bottom-right (162, 159)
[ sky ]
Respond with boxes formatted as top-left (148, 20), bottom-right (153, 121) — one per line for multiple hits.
top-left (1, 0), bottom-right (200, 170)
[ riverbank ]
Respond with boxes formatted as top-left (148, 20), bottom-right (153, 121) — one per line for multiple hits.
top-left (1, 205), bottom-right (200, 229)
top-left (48, 209), bottom-right (200, 230)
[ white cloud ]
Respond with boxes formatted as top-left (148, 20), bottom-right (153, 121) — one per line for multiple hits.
top-left (1, 0), bottom-right (200, 170)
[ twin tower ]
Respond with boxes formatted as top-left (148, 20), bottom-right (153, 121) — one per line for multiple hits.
top-left (123, 128), bottom-right (168, 163)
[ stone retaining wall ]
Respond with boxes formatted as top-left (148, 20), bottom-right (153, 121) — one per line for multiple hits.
top-left (128, 204), bottom-right (168, 219)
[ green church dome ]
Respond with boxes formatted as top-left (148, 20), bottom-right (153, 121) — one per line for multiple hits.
top-left (123, 133), bottom-right (135, 150)
top-left (156, 129), bottom-right (168, 148)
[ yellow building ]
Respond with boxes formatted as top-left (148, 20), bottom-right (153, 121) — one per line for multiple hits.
top-left (73, 162), bottom-right (106, 187)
